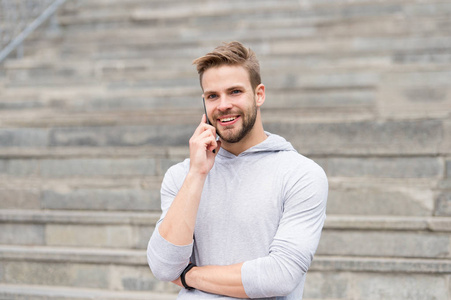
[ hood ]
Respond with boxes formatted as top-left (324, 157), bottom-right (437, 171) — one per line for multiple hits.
top-left (217, 132), bottom-right (296, 158)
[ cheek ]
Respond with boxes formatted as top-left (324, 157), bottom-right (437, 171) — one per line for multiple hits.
top-left (206, 102), bottom-right (215, 115)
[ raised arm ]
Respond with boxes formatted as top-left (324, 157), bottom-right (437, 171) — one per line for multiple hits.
top-left (147, 115), bottom-right (220, 281)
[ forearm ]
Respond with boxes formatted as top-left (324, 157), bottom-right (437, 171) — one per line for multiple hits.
top-left (147, 170), bottom-right (206, 281)
top-left (158, 171), bottom-right (207, 246)
top-left (185, 263), bottom-right (248, 298)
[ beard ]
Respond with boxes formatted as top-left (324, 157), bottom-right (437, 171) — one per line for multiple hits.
top-left (215, 100), bottom-right (258, 144)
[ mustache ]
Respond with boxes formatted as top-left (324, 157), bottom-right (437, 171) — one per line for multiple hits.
top-left (215, 110), bottom-right (241, 118)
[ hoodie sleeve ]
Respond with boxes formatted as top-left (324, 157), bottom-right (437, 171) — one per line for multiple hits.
top-left (147, 161), bottom-right (193, 281)
top-left (241, 160), bottom-right (328, 298)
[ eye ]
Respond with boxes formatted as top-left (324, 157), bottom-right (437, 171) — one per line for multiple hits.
top-left (231, 89), bottom-right (242, 95)
top-left (206, 94), bottom-right (217, 100)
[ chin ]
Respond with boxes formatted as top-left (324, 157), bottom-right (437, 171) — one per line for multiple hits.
top-left (219, 132), bottom-right (245, 144)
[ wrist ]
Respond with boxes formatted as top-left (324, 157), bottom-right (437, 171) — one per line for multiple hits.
top-left (185, 265), bottom-right (198, 288)
top-left (181, 263), bottom-right (196, 290)
top-left (187, 169), bottom-right (208, 181)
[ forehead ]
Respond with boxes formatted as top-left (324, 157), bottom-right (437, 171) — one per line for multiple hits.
top-left (202, 65), bottom-right (251, 92)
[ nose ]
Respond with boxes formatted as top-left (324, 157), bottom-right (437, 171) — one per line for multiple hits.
top-left (217, 95), bottom-right (233, 112)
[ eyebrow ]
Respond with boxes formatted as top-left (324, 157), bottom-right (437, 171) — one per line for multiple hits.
top-left (204, 85), bottom-right (246, 95)
top-left (227, 85), bottom-right (246, 92)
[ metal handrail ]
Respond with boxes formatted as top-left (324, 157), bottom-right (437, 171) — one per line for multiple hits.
top-left (0, 0), bottom-right (68, 64)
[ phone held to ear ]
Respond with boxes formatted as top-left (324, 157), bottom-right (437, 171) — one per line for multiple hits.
top-left (202, 97), bottom-right (212, 125)
top-left (202, 97), bottom-right (217, 153)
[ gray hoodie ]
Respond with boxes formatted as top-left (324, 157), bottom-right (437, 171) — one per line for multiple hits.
top-left (147, 132), bottom-right (328, 299)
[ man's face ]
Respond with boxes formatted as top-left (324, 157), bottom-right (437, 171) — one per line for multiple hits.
top-left (202, 65), bottom-right (260, 144)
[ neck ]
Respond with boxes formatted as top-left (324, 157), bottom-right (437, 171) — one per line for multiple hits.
top-left (220, 113), bottom-right (267, 156)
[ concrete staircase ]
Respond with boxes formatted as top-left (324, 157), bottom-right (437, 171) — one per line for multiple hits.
top-left (0, 0), bottom-right (450, 299)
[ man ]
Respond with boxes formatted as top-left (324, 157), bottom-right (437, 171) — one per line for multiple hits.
top-left (147, 41), bottom-right (328, 299)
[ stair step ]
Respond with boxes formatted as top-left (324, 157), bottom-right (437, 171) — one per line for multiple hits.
top-left (47, 36), bottom-right (451, 62)
top-left (0, 210), bottom-right (158, 249)
top-left (37, 10), bottom-right (447, 44)
top-left (0, 171), bottom-right (166, 212)
top-left (31, 25), bottom-right (316, 51)
top-left (1, 210), bottom-right (450, 257)
top-left (0, 175), bottom-right (443, 216)
top-left (0, 156), bottom-right (164, 178)
top-left (0, 91), bottom-right (376, 118)
top-left (2, 210), bottom-right (449, 233)
top-left (0, 245), bottom-right (146, 265)
top-left (0, 186), bottom-right (162, 212)
top-left (318, 216), bottom-right (451, 259)
top-left (0, 284), bottom-right (177, 300)
top-left (0, 118), bottom-right (448, 156)
top-left (0, 245), bottom-right (449, 294)
top-left (312, 255), bottom-right (451, 274)
top-left (325, 215), bottom-right (451, 232)
top-left (2, 54), bottom-right (391, 85)
top-left (57, 1), bottom-right (302, 26)
top-left (3, 58), bottom-right (387, 93)
top-left (0, 245), bottom-right (175, 292)
top-left (1, 245), bottom-right (450, 274)
top-left (0, 154), bottom-right (445, 180)
top-left (328, 177), bottom-right (441, 217)
top-left (5, 51), bottom-right (426, 78)
top-left (0, 108), bottom-right (376, 129)
top-left (305, 258), bottom-right (451, 299)
top-left (0, 209), bottom-right (160, 226)
top-left (57, 0), bottom-right (450, 30)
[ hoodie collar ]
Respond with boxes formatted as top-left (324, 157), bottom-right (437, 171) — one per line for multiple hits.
top-left (217, 132), bottom-right (296, 159)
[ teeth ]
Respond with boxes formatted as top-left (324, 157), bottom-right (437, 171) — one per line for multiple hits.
top-left (221, 117), bottom-right (236, 122)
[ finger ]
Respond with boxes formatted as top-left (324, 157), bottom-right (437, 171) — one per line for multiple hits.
top-left (199, 116), bottom-right (217, 137)
top-left (194, 130), bottom-right (217, 151)
top-left (206, 137), bottom-right (219, 153)
top-left (201, 114), bottom-right (207, 124)
top-left (193, 114), bottom-right (209, 136)
top-left (197, 128), bottom-right (215, 140)
top-left (198, 131), bottom-right (217, 152)
top-left (206, 136), bottom-right (220, 154)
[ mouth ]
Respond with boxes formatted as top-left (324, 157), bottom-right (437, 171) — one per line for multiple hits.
top-left (218, 115), bottom-right (240, 126)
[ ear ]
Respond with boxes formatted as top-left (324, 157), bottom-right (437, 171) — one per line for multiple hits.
top-left (255, 84), bottom-right (265, 107)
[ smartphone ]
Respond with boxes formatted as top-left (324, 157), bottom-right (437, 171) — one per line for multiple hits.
top-left (202, 97), bottom-right (218, 153)
top-left (202, 97), bottom-right (212, 125)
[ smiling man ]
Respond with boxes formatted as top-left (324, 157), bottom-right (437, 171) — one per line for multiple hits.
top-left (147, 41), bottom-right (328, 299)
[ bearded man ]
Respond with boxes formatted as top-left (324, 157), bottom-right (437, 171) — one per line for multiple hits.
top-left (147, 41), bottom-right (328, 300)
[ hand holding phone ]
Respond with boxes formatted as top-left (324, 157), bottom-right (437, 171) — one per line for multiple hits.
top-left (202, 97), bottom-right (218, 153)
top-left (202, 97), bottom-right (212, 125)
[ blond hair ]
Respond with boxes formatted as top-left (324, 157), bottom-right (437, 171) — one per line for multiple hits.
top-left (193, 41), bottom-right (261, 91)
